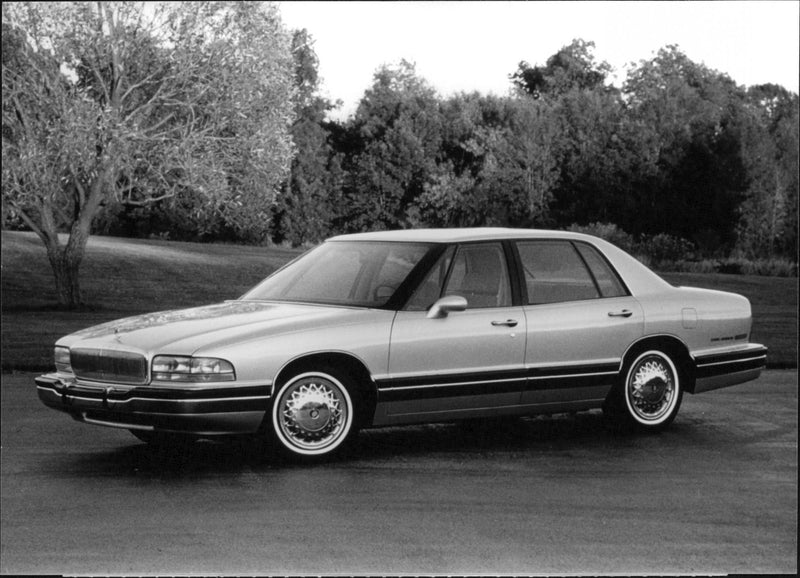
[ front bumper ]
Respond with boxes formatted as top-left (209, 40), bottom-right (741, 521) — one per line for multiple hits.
top-left (35, 374), bottom-right (270, 435)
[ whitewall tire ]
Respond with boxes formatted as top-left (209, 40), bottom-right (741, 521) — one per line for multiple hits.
top-left (270, 370), bottom-right (355, 458)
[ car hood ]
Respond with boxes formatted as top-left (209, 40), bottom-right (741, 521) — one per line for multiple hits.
top-left (58, 300), bottom-right (392, 356)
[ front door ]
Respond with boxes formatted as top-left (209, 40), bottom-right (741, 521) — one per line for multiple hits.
top-left (376, 242), bottom-right (527, 423)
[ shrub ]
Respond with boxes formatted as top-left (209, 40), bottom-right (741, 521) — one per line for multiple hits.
top-left (655, 258), bottom-right (797, 277)
top-left (566, 222), bottom-right (635, 252)
top-left (555, 222), bottom-right (797, 277)
top-left (732, 258), bottom-right (797, 277)
top-left (682, 260), bottom-right (724, 274)
top-left (632, 253), bottom-right (653, 268)
top-left (637, 233), bottom-right (695, 263)
top-left (716, 259), bottom-right (743, 275)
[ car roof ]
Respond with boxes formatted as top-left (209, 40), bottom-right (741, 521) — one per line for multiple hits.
top-left (328, 228), bottom-right (594, 244)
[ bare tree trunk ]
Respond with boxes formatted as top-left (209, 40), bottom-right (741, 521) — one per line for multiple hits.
top-left (43, 227), bottom-right (90, 309)
top-left (46, 247), bottom-right (82, 309)
top-left (28, 175), bottom-right (106, 310)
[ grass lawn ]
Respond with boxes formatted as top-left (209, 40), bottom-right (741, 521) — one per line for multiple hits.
top-left (2, 230), bottom-right (796, 370)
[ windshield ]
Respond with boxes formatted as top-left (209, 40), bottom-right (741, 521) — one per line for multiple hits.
top-left (242, 241), bottom-right (434, 308)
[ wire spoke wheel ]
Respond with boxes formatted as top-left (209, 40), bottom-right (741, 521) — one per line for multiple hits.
top-left (272, 371), bottom-right (354, 457)
top-left (624, 350), bottom-right (681, 427)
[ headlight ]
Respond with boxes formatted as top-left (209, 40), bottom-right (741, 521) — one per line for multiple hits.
top-left (151, 356), bottom-right (236, 382)
top-left (55, 346), bottom-right (73, 374)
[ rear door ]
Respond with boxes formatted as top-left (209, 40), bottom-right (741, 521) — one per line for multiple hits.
top-left (515, 240), bottom-right (643, 408)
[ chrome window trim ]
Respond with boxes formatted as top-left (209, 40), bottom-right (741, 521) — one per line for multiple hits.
top-left (379, 376), bottom-right (526, 392)
top-left (691, 343), bottom-right (767, 359)
top-left (524, 358), bottom-right (621, 370)
top-left (106, 394), bottom-right (270, 405)
top-left (378, 363), bottom-right (524, 382)
top-left (527, 370), bottom-right (619, 380)
top-left (377, 363), bottom-right (622, 392)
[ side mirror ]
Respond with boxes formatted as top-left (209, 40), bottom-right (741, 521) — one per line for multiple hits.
top-left (426, 295), bottom-right (468, 319)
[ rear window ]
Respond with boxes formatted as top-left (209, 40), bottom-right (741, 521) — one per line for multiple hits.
top-left (516, 241), bottom-right (600, 305)
top-left (574, 242), bottom-right (627, 298)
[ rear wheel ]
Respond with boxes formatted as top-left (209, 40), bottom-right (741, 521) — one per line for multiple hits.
top-left (270, 369), bottom-right (357, 459)
top-left (605, 349), bottom-right (683, 432)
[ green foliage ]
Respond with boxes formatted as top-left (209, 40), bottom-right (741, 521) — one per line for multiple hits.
top-left (5, 14), bottom-right (797, 272)
top-left (2, 1), bottom-right (296, 305)
top-left (410, 164), bottom-right (477, 227)
top-left (511, 39), bottom-right (611, 98)
top-left (721, 258), bottom-right (797, 277)
top-left (270, 29), bottom-right (343, 246)
top-left (549, 87), bottom-right (642, 226)
top-left (636, 233), bottom-right (696, 263)
top-left (659, 258), bottom-right (797, 277)
top-left (408, 93), bottom-right (561, 228)
top-left (567, 223), bottom-right (796, 277)
top-left (621, 46), bottom-right (749, 252)
top-left (339, 60), bottom-right (443, 231)
top-left (735, 85), bottom-right (799, 260)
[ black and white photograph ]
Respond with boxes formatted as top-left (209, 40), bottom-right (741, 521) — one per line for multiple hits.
top-left (1, 1), bottom-right (797, 575)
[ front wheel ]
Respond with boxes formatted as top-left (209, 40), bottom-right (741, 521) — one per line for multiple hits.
top-left (270, 370), bottom-right (356, 459)
top-left (605, 349), bottom-right (683, 432)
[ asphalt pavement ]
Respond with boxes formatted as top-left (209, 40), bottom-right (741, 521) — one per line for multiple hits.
top-left (1, 370), bottom-right (796, 575)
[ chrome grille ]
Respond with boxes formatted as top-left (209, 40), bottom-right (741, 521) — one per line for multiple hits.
top-left (70, 348), bottom-right (148, 385)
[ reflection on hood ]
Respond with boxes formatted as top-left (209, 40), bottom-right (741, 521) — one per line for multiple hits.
top-left (71, 301), bottom-right (276, 340)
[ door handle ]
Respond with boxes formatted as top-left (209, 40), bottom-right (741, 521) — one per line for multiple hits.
top-left (608, 309), bottom-right (633, 318)
top-left (491, 319), bottom-right (518, 327)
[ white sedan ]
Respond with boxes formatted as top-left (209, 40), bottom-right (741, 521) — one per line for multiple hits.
top-left (36, 228), bottom-right (767, 460)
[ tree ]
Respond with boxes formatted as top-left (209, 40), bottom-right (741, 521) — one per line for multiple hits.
top-left (340, 60), bottom-right (443, 231)
top-left (622, 46), bottom-right (749, 252)
top-left (2, 2), bottom-right (295, 307)
top-left (272, 29), bottom-right (343, 246)
top-left (736, 85), bottom-right (799, 259)
top-left (547, 85), bottom-right (650, 228)
top-left (511, 40), bottom-right (637, 229)
top-left (412, 93), bottom-right (561, 228)
top-left (511, 39), bottom-right (611, 99)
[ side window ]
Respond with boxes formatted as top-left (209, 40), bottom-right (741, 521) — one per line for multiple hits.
top-left (574, 243), bottom-right (627, 298)
top-left (443, 243), bottom-right (511, 308)
top-left (405, 246), bottom-right (455, 311)
top-left (517, 241), bottom-right (599, 305)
